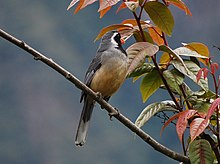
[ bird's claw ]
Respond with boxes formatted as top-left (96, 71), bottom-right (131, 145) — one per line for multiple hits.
top-left (108, 108), bottom-right (120, 120)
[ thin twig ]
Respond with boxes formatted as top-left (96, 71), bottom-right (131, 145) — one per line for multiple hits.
top-left (0, 28), bottom-right (190, 163)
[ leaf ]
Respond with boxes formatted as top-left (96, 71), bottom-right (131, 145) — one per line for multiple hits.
top-left (190, 118), bottom-right (205, 141)
top-left (159, 45), bottom-right (190, 74)
top-left (161, 112), bottom-right (181, 136)
top-left (98, 0), bottom-right (120, 11)
top-left (163, 69), bottom-right (184, 95)
top-left (172, 60), bottom-right (209, 91)
top-left (174, 47), bottom-right (209, 59)
top-left (135, 101), bottom-right (178, 128)
top-left (183, 42), bottom-right (210, 66)
top-left (95, 24), bottom-right (133, 41)
top-left (67, 0), bottom-right (80, 10)
top-left (191, 118), bottom-right (210, 142)
top-left (74, 0), bottom-right (85, 14)
top-left (144, 1), bottom-right (174, 36)
top-left (81, 0), bottom-right (98, 9)
top-left (207, 98), bottom-right (220, 119)
top-left (116, 2), bottom-right (127, 13)
top-left (99, 6), bottom-right (111, 18)
top-left (133, 31), bottom-right (154, 43)
top-left (189, 139), bottom-right (214, 164)
top-left (140, 69), bottom-right (163, 102)
top-left (148, 26), bottom-right (164, 45)
top-left (126, 42), bottom-right (159, 75)
top-left (176, 110), bottom-right (197, 142)
top-left (160, 52), bottom-right (171, 64)
top-left (166, 0), bottom-right (192, 16)
top-left (127, 63), bottom-right (155, 78)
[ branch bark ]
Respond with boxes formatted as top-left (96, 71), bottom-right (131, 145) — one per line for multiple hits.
top-left (0, 28), bottom-right (190, 163)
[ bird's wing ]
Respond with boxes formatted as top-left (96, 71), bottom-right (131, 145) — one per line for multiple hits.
top-left (80, 53), bottom-right (102, 102)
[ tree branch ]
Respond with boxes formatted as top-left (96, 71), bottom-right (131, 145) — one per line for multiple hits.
top-left (0, 28), bottom-right (190, 163)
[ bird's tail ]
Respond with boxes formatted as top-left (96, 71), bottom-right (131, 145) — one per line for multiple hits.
top-left (75, 96), bottom-right (95, 146)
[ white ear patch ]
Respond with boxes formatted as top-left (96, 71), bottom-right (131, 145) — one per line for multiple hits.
top-left (111, 32), bottom-right (119, 47)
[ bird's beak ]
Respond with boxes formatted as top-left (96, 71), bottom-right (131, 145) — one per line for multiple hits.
top-left (120, 38), bottom-right (125, 44)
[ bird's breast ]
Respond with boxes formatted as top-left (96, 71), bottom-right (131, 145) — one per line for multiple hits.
top-left (90, 57), bottom-right (128, 97)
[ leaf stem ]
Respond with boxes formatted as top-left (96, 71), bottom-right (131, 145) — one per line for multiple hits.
top-left (132, 11), bottom-right (181, 110)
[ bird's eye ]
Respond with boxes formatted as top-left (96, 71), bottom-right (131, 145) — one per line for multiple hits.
top-left (113, 33), bottom-right (121, 45)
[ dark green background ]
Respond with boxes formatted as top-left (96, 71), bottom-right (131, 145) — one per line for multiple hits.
top-left (1, 0), bottom-right (220, 163)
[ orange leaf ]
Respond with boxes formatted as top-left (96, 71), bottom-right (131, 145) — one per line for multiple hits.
top-left (148, 27), bottom-right (164, 45)
top-left (74, 0), bottom-right (85, 14)
top-left (99, 6), bottom-right (111, 18)
top-left (116, 2), bottom-right (127, 13)
top-left (95, 24), bottom-right (133, 41)
top-left (166, 0), bottom-right (192, 16)
top-left (98, 0), bottom-right (120, 12)
top-left (176, 110), bottom-right (197, 142)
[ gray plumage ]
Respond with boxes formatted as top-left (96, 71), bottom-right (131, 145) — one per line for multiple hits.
top-left (75, 31), bottom-right (128, 146)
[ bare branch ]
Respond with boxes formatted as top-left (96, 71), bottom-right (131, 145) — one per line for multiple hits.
top-left (0, 28), bottom-right (190, 163)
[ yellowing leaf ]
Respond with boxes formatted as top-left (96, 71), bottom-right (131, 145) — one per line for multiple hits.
top-left (144, 1), bottom-right (174, 36)
top-left (160, 52), bottom-right (171, 64)
top-left (140, 69), bottom-right (163, 102)
top-left (126, 42), bottom-right (159, 75)
top-left (183, 42), bottom-right (210, 66)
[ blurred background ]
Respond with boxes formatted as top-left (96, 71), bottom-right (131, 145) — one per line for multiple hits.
top-left (1, 0), bottom-right (220, 163)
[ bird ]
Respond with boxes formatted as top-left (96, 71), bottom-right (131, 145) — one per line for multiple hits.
top-left (75, 31), bottom-right (129, 146)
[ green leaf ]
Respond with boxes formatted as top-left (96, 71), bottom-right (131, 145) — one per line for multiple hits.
top-left (159, 45), bottom-right (190, 75)
top-left (140, 69), bottom-right (163, 102)
top-left (189, 139), bottom-right (214, 164)
top-left (127, 63), bottom-right (155, 78)
top-left (163, 69), bottom-right (184, 95)
top-left (135, 101), bottom-right (178, 128)
top-left (144, 1), bottom-right (174, 36)
top-left (171, 60), bottom-right (209, 91)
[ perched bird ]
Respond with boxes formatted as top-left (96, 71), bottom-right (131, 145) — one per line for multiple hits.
top-left (75, 31), bottom-right (128, 146)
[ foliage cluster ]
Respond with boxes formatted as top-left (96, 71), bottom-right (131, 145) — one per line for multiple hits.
top-left (68, 0), bottom-right (220, 163)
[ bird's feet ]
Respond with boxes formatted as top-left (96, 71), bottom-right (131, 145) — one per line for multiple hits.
top-left (108, 108), bottom-right (120, 120)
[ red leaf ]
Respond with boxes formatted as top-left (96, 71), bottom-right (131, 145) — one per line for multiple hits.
top-left (196, 68), bottom-right (203, 83)
top-left (191, 118), bottom-right (209, 142)
top-left (190, 117), bottom-right (206, 142)
top-left (160, 112), bottom-right (181, 136)
top-left (203, 68), bottom-right (209, 80)
top-left (210, 62), bottom-right (219, 74)
top-left (176, 110), bottom-right (197, 142)
top-left (207, 98), bottom-right (220, 119)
